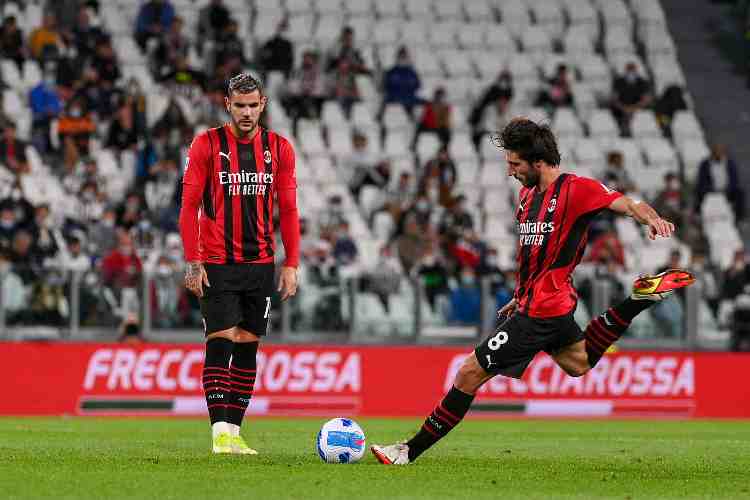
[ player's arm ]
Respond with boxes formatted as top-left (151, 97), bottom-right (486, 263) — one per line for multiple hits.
top-left (178, 134), bottom-right (210, 297)
top-left (608, 195), bottom-right (674, 240)
top-left (276, 138), bottom-right (300, 301)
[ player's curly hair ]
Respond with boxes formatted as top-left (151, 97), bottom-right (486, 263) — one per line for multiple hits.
top-left (491, 118), bottom-right (561, 166)
top-left (227, 72), bottom-right (264, 96)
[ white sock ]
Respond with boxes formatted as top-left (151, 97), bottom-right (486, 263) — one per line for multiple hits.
top-left (228, 423), bottom-right (241, 437)
top-left (212, 421), bottom-right (231, 438)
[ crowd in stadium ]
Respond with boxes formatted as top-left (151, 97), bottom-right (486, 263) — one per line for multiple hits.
top-left (0, 0), bottom-right (746, 346)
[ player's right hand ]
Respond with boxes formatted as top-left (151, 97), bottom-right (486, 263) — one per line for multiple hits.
top-left (185, 261), bottom-right (210, 298)
top-left (497, 298), bottom-right (517, 319)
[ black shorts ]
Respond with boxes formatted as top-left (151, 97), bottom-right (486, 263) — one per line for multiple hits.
top-left (199, 263), bottom-right (275, 336)
top-left (474, 312), bottom-right (584, 378)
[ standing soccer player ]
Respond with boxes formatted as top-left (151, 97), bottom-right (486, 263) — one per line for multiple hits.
top-left (372, 118), bottom-right (695, 465)
top-left (179, 73), bottom-right (300, 454)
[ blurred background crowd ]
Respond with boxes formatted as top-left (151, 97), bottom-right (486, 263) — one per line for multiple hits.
top-left (0, 0), bottom-right (748, 349)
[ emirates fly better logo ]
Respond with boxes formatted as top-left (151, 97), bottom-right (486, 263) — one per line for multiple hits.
top-left (218, 170), bottom-right (274, 196)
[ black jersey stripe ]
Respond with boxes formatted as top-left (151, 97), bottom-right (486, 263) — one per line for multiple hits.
top-left (517, 189), bottom-right (545, 298)
top-left (524, 174), bottom-right (568, 313)
top-left (260, 129), bottom-right (274, 256)
top-left (202, 131), bottom-right (215, 220)
top-left (550, 209), bottom-right (602, 270)
top-left (237, 138), bottom-right (260, 260)
top-left (217, 127), bottom-right (234, 263)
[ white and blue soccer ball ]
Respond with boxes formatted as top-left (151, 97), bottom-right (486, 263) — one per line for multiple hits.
top-left (316, 418), bottom-right (366, 464)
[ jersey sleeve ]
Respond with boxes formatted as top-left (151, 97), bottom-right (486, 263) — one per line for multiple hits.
top-left (178, 133), bottom-right (210, 262)
top-left (275, 136), bottom-right (300, 267)
top-left (569, 176), bottom-right (623, 217)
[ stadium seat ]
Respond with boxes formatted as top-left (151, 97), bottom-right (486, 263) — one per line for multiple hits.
top-left (528, 1), bottom-right (565, 39)
top-left (640, 137), bottom-right (678, 170)
top-left (0, 59), bottom-right (23, 90)
top-left (297, 120), bottom-right (328, 157)
top-left (344, 0), bottom-right (373, 17)
top-left (433, 0), bottom-right (464, 21)
top-left (313, 14), bottom-right (346, 44)
top-left (520, 25), bottom-right (553, 63)
top-left (631, 110), bottom-right (662, 141)
top-left (359, 185), bottom-right (386, 219)
top-left (381, 103), bottom-right (412, 133)
top-left (484, 24), bottom-right (517, 53)
top-left (384, 131), bottom-right (412, 159)
top-left (497, 0), bottom-right (531, 38)
top-left (587, 109), bottom-right (620, 141)
top-left (551, 108), bottom-right (583, 139)
top-left (464, 1), bottom-right (495, 23)
top-left (400, 20), bottom-right (430, 47)
top-left (671, 111), bottom-right (703, 143)
top-left (430, 22), bottom-right (459, 49)
top-left (415, 133), bottom-right (442, 160)
top-left (563, 26), bottom-right (595, 55)
top-left (350, 102), bottom-right (377, 130)
top-left (577, 54), bottom-right (612, 96)
top-left (676, 138), bottom-right (709, 181)
top-left (450, 133), bottom-right (479, 163)
top-left (412, 47), bottom-right (444, 77)
top-left (573, 139), bottom-right (605, 170)
top-left (440, 49), bottom-right (476, 78)
top-left (604, 26), bottom-right (636, 58)
top-left (457, 23), bottom-right (487, 50)
top-left (372, 211), bottom-right (395, 240)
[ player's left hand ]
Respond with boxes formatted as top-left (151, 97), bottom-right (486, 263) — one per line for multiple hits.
top-left (647, 217), bottom-right (674, 240)
top-left (278, 266), bottom-right (298, 301)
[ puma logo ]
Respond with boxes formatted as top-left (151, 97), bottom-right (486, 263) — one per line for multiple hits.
top-left (486, 355), bottom-right (497, 369)
top-left (602, 313), bottom-right (614, 327)
top-left (219, 151), bottom-right (231, 162)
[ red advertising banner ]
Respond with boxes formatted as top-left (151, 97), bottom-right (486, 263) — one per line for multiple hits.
top-left (4, 343), bottom-right (750, 418)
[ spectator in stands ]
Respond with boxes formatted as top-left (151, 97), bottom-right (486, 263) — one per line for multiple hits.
top-left (652, 172), bottom-right (684, 231)
top-left (328, 58), bottom-right (360, 119)
top-left (722, 249), bottom-right (750, 301)
top-left (319, 195), bottom-right (347, 234)
top-left (257, 18), bottom-right (293, 78)
top-left (101, 231), bottom-right (142, 291)
top-left (69, 6), bottom-right (103, 61)
top-left (145, 158), bottom-right (179, 230)
top-left (29, 73), bottom-right (62, 155)
top-left (117, 192), bottom-right (145, 230)
top-left (469, 70), bottom-right (513, 152)
top-left (211, 19), bottom-right (244, 72)
top-left (448, 228), bottom-right (483, 271)
top-left (283, 51), bottom-right (326, 135)
top-left (599, 150), bottom-right (636, 194)
top-left (0, 15), bottom-right (25, 70)
top-left (89, 207), bottom-right (118, 256)
top-left (342, 131), bottom-right (376, 193)
top-left (419, 146), bottom-right (457, 205)
top-left (397, 213), bottom-right (431, 274)
top-left (134, 0), bottom-right (175, 51)
top-left (119, 313), bottom-right (145, 344)
top-left (439, 194), bottom-right (474, 244)
top-left (332, 221), bottom-right (358, 266)
top-left (326, 26), bottom-right (370, 75)
top-left (77, 180), bottom-right (107, 225)
top-left (106, 95), bottom-right (140, 152)
top-left (0, 248), bottom-right (26, 319)
top-left (386, 171), bottom-right (416, 213)
top-left (651, 249), bottom-right (685, 337)
top-left (91, 36), bottom-right (121, 85)
top-left (50, 235), bottom-right (90, 273)
top-left (197, 0), bottom-right (231, 45)
top-left (28, 13), bottom-right (62, 61)
top-left (448, 266), bottom-right (482, 324)
top-left (695, 143), bottom-right (745, 220)
top-left (417, 249), bottom-right (449, 311)
top-left (30, 204), bottom-right (57, 261)
top-left (352, 159), bottom-right (391, 202)
top-left (153, 15), bottom-right (189, 76)
top-left (0, 203), bottom-right (17, 249)
top-left (690, 250), bottom-right (719, 319)
top-left (654, 84), bottom-right (687, 136)
top-left (57, 98), bottom-right (96, 168)
top-left (611, 62), bottom-right (652, 136)
top-left (364, 245), bottom-right (401, 311)
top-left (412, 87), bottom-right (452, 151)
top-left (73, 68), bottom-right (107, 118)
top-left (152, 253), bottom-right (181, 328)
top-left (536, 64), bottom-right (573, 110)
top-left (0, 121), bottom-right (28, 174)
top-left (381, 46), bottom-right (421, 120)
top-left (9, 229), bottom-right (40, 284)
top-left (159, 56), bottom-right (206, 102)
top-left (586, 226), bottom-right (625, 270)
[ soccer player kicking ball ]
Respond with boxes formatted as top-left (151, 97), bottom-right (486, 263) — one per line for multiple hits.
top-left (372, 118), bottom-right (695, 465)
top-left (179, 73), bottom-right (300, 454)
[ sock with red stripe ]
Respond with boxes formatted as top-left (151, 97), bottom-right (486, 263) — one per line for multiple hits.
top-left (585, 298), bottom-right (652, 367)
top-left (406, 386), bottom-right (475, 461)
top-left (202, 338), bottom-right (234, 425)
top-left (227, 341), bottom-right (258, 427)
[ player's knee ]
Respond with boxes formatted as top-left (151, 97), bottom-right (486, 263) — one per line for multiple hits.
top-left (562, 361), bottom-right (590, 378)
top-left (454, 354), bottom-right (489, 393)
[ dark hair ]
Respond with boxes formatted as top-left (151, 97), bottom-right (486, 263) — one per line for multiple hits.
top-left (493, 118), bottom-right (561, 166)
top-left (227, 72), bottom-right (263, 97)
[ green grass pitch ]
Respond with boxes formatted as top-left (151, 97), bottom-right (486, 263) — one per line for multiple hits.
top-left (1, 417), bottom-right (749, 499)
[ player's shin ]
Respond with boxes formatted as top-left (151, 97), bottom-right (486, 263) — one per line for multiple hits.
top-left (405, 386), bottom-right (475, 462)
top-left (227, 341), bottom-right (258, 434)
top-left (584, 297), bottom-right (651, 367)
top-left (202, 338), bottom-right (234, 434)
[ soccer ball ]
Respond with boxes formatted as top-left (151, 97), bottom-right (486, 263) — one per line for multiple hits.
top-left (316, 418), bottom-right (366, 464)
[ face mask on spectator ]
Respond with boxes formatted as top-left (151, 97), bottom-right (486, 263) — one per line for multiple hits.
top-left (157, 264), bottom-right (171, 277)
top-left (416, 200), bottom-right (429, 212)
top-left (487, 256), bottom-right (498, 267)
top-left (422, 255), bottom-right (435, 266)
top-left (70, 107), bottom-right (82, 118)
top-left (460, 273), bottom-right (474, 287)
top-left (102, 217), bottom-right (114, 228)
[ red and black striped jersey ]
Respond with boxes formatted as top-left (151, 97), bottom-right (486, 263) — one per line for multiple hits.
top-left (513, 173), bottom-right (622, 318)
top-left (179, 124), bottom-right (299, 266)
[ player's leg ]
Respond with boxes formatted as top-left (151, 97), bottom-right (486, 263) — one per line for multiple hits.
top-left (572, 269), bottom-right (695, 369)
top-left (225, 263), bottom-right (274, 454)
top-left (199, 265), bottom-right (243, 453)
top-left (372, 315), bottom-right (538, 465)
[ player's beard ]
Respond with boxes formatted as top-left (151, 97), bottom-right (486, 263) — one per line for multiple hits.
top-left (234, 117), bottom-right (257, 138)
top-left (520, 169), bottom-right (540, 188)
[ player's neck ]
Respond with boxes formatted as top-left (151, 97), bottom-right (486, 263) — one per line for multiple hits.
top-left (537, 168), bottom-right (561, 193)
top-left (228, 122), bottom-right (260, 142)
